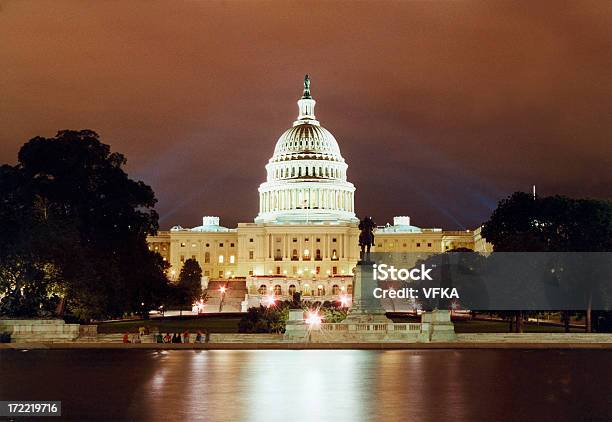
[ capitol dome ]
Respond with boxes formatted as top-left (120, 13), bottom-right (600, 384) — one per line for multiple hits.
top-left (255, 75), bottom-right (357, 224)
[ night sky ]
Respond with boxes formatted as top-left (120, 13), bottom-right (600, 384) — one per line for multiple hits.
top-left (1, 1), bottom-right (611, 230)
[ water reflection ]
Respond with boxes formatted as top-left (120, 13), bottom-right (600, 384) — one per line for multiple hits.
top-left (0, 349), bottom-right (611, 421)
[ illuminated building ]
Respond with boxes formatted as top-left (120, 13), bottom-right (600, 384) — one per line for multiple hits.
top-left (147, 76), bottom-right (491, 311)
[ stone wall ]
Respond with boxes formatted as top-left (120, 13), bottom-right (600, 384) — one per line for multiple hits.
top-left (0, 319), bottom-right (81, 343)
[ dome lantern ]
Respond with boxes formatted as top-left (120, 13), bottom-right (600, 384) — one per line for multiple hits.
top-left (295, 74), bottom-right (318, 126)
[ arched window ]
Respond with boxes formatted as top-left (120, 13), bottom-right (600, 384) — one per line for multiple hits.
top-left (292, 249), bottom-right (299, 261)
top-left (331, 249), bottom-right (338, 260)
top-left (347, 284), bottom-right (353, 295)
top-left (315, 249), bottom-right (322, 260)
top-left (218, 255), bottom-right (224, 263)
top-left (274, 285), bottom-right (282, 295)
top-left (288, 284), bottom-right (296, 296)
top-left (303, 249), bottom-right (310, 260)
top-left (204, 252), bottom-right (210, 263)
top-left (258, 285), bottom-right (267, 295)
top-left (332, 284), bottom-right (340, 295)
top-left (317, 286), bottom-right (325, 296)
top-left (275, 248), bottom-right (282, 260)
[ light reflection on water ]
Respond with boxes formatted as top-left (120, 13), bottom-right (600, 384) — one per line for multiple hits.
top-left (1, 349), bottom-right (611, 421)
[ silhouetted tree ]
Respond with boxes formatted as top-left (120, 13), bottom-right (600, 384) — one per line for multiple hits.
top-left (482, 192), bottom-right (612, 332)
top-left (177, 258), bottom-right (203, 306)
top-left (0, 130), bottom-right (170, 320)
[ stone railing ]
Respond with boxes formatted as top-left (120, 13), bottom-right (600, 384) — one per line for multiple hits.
top-left (321, 323), bottom-right (421, 333)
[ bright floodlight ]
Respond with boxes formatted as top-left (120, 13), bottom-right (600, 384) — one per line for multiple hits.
top-left (305, 311), bottom-right (322, 326)
top-left (263, 295), bottom-right (276, 308)
top-left (219, 286), bottom-right (227, 294)
top-left (339, 295), bottom-right (351, 307)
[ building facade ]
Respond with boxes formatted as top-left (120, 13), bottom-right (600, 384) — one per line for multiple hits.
top-left (147, 76), bottom-right (492, 311)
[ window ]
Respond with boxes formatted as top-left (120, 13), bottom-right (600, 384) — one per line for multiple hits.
top-left (180, 255), bottom-right (185, 262)
top-left (332, 238), bottom-right (337, 243)
top-left (292, 249), bottom-right (299, 261)
top-left (316, 238), bottom-right (321, 242)
top-left (403, 243), bottom-right (407, 247)
top-left (191, 243), bottom-right (197, 248)
top-left (316, 266), bottom-right (321, 274)
top-left (274, 284), bottom-right (282, 295)
top-left (180, 242), bottom-right (186, 247)
top-left (258, 285), bottom-right (267, 295)
top-left (219, 271), bottom-right (223, 278)
top-left (276, 267), bottom-right (281, 275)
top-left (204, 270), bottom-right (210, 276)
top-left (427, 243), bottom-right (432, 247)
top-left (275, 237), bottom-right (281, 243)
top-left (292, 238), bottom-right (297, 242)
top-left (331, 249), bottom-right (338, 260)
top-left (332, 285), bottom-right (340, 295)
top-left (206, 243), bottom-right (210, 247)
top-left (229, 255), bottom-right (235, 264)
top-left (230, 243), bottom-right (235, 247)
top-left (218, 255), bottom-right (224, 263)
top-left (249, 250), bottom-right (254, 260)
top-left (275, 249), bottom-right (282, 261)
top-left (416, 243), bottom-right (421, 248)
top-left (288, 285), bottom-right (296, 295)
top-left (249, 270), bottom-right (253, 276)
top-left (303, 249), bottom-right (310, 260)
top-left (249, 238), bottom-right (254, 243)
top-left (315, 249), bottom-right (322, 260)
top-left (332, 266), bottom-right (338, 275)
top-left (304, 238), bottom-right (309, 242)
top-left (347, 284), bottom-right (353, 295)
top-left (219, 243), bottom-right (224, 247)
top-left (204, 252), bottom-right (210, 263)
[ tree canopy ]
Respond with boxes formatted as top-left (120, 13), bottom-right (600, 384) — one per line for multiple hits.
top-left (0, 130), bottom-right (170, 320)
top-left (482, 192), bottom-right (612, 252)
top-left (176, 258), bottom-right (203, 306)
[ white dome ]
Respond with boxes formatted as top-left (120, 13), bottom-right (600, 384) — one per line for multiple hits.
top-left (255, 75), bottom-right (357, 224)
top-left (271, 124), bottom-right (344, 164)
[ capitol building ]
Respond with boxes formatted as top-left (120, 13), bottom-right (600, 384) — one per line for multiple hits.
top-left (147, 76), bottom-right (491, 311)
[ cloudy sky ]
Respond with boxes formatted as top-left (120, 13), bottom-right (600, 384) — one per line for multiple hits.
top-left (1, 0), bottom-right (610, 229)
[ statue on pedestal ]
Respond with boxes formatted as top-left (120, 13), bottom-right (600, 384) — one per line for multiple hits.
top-left (358, 216), bottom-right (376, 263)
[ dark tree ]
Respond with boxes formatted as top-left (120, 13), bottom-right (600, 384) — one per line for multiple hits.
top-left (177, 258), bottom-right (203, 307)
top-left (482, 192), bottom-right (612, 332)
top-left (0, 130), bottom-right (170, 320)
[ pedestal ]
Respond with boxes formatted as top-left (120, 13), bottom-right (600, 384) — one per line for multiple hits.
top-left (419, 310), bottom-right (456, 342)
top-left (343, 262), bottom-right (391, 324)
top-left (283, 309), bottom-right (309, 340)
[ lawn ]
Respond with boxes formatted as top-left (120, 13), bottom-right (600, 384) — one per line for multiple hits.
top-left (97, 314), bottom-right (242, 334)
